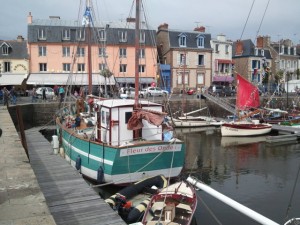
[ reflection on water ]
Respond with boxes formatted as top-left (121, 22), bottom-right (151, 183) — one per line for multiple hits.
top-left (175, 127), bottom-right (300, 225)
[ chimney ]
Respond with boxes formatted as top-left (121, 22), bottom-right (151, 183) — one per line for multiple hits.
top-left (235, 40), bottom-right (243, 55)
top-left (158, 23), bottom-right (169, 31)
top-left (27, 12), bottom-right (32, 24)
top-left (256, 36), bottom-right (263, 48)
top-left (126, 17), bottom-right (135, 23)
top-left (194, 26), bottom-right (205, 32)
top-left (17, 35), bottom-right (24, 42)
top-left (49, 16), bottom-right (60, 20)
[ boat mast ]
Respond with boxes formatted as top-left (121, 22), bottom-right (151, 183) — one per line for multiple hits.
top-left (134, 0), bottom-right (140, 109)
top-left (86, 0), bottom-right (92, 95)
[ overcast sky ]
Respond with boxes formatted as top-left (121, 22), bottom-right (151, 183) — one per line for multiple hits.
top-left (1, 0), bottom-right (300, 44)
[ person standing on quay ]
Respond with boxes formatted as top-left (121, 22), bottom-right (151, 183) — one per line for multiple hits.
top-left (3, 87), bottom-right (9, 107)
top-left (10, 86), bottom-right (17, 105)
top-left (42, 88), bottom-right (47, 101)
top-left (32, 88), bottom-right (37, 103)
top-left (59, 86), bottom-right (65, 102)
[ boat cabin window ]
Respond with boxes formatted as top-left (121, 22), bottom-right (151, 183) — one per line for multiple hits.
top-left (101, 110), bottom-right (110, 127)
top-left (125, 112), bottom-right (132, 124)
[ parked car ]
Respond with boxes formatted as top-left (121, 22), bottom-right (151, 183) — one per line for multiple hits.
top-left (144, 87), bottom-right (169, 97)
top-left (222, 87), bottom-right (236, 97)
top-left (186, 88), bottom-right (196, 95)
top-left (139, 89), bottom-right (148, 98)
top-left (120, 87), bottom-right (135, 99)
top-left (208, 85), bottom-right (223, 96)
top-left (36, 87), bottom-right (55, 99)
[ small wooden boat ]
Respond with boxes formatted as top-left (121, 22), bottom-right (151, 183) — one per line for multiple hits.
top-left (141, 180), bottom-right (197, 225)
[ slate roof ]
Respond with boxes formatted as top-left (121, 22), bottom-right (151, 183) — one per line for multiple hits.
top-left (167, 30), bottom-right (212, 49)
top-left (232, 39), bottom-right (272, 59)
top-left (27, 19), bottom-right (156, 47)
top-left (0, 41), bottom-right (28, 59)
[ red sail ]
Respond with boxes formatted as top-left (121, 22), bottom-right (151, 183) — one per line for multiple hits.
top-left (236, 74), bottom-right (260, 110)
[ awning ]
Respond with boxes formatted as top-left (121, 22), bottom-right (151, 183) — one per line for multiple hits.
top-left (27, 73), bottom-right (115, 85)
top-left (0, 73), bottom-right (28, 86)
top-left (116, 77), bottom-right (155, 84)
top-left (213, 76), bottom-right (234, 83)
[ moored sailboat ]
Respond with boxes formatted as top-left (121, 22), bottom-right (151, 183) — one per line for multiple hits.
top-left (221, 74), bottom-right (272, 136)
top-left (56, 0), bottom-right (185, 185)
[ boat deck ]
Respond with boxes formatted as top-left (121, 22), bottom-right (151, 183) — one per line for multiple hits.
top-left (25, 127), bottom-right (126, 225)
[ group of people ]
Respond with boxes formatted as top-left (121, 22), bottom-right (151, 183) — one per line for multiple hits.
top-left (0, 86), bottom-right (17, 106)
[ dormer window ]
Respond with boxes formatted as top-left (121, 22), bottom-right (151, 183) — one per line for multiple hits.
top-left (178, 34), bottom-right (187, 47)
top-left (98, 29), bottom-right (106, 41)
top-left (119, 31), bottom-right (127, 42)
top-left (288, 47), bottom-right (291, 55)
top-left (294, 47), bottom-right (297, 56)
top-left (281, 46), bottom-right (284, 54)
top-left (215, 44), bottom-right (219, 53)
top-left (140, 31), bottom-right (145, 43)
top-left (196, 35), bottom-right (204, 48)
top-left (1, 43), bottom-right (10, 55)
top-left (255, 48), bottom-right (258, 56)
top-left (38, 28), bottom-right (46, 40)
top-left (76, 29), bottom-right (85, 41)
top-left (62, 29), bottom-right (70, 40)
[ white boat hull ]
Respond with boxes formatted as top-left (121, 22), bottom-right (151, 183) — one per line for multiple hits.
top-left (221, 122), bottom-right (272, 137)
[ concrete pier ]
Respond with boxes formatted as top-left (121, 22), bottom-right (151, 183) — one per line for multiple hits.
top-left (0, 105), bottom-right (56, 225)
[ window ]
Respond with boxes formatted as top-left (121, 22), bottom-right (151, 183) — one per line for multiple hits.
top-left (139, 48), bottom-right (145, 58)
top-left (76, 29), bottom-right (85, 40)
top-left (179, 35), bottom-right (186, 47)
top-left (38, 28), bottom-right (46, 40)
top-left (39, 46), bottom-right (46, 56)
top-left (139, 65), bottom-right (145, 73)
top-left (215, 44), bottom-right (219, 53)
top-left (99, 63), bottom-right (106, 71)
top-left (120, 64), bottom-right (127, 73)
top-left (4, 62), bottom-right (11, 72)
top-left (197, 36), bottom-right (204, 48)
top-left (261, 49), bottom-right (264, 56)
top-left (197, 73), bottom-right (204, 85)
top-left (119, 48), bottom-right (127, 58)
top-left (39, 63), bottom-right (47, 72)
top-left (1, 45), bottom-right (9, 55)
top-left (62, 29), bottom-right (70, 40)
top-left (225, 45), bottom-right (229, 54)
top-left (252, 60), bottom-right (261, 69)
top-left (99, 47), bottom-right (106, 57)
top-left (77, 47), bottom-right (85, 57)
top-left (179, 53), bottom-right (186, 65)
top-left (119, 31), bottom-right (127, 42)
top-left (177, 72), bottom-right (188, 85)
top-left (125, 112), bottom-right (132, 124)
top-left (62, 46), bottom-right (70, 57)
top-left (140, 31), bottom-right (145, 43)
top-left (288, 47), bottom-right (291, 55)
top-left (77, 63), bottom-right (85, 72)
top-left (281, 46), bottom-right (284, 54)
top-left (198, 54), bottom-right (204, 66)
top-left (98, 29), bottom-right (106, 41)
top-left (63, 63), bottom-right (71, 72)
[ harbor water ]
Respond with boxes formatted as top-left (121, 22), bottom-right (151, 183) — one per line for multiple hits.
top-left (175, 127), bottom-right (300, 225)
